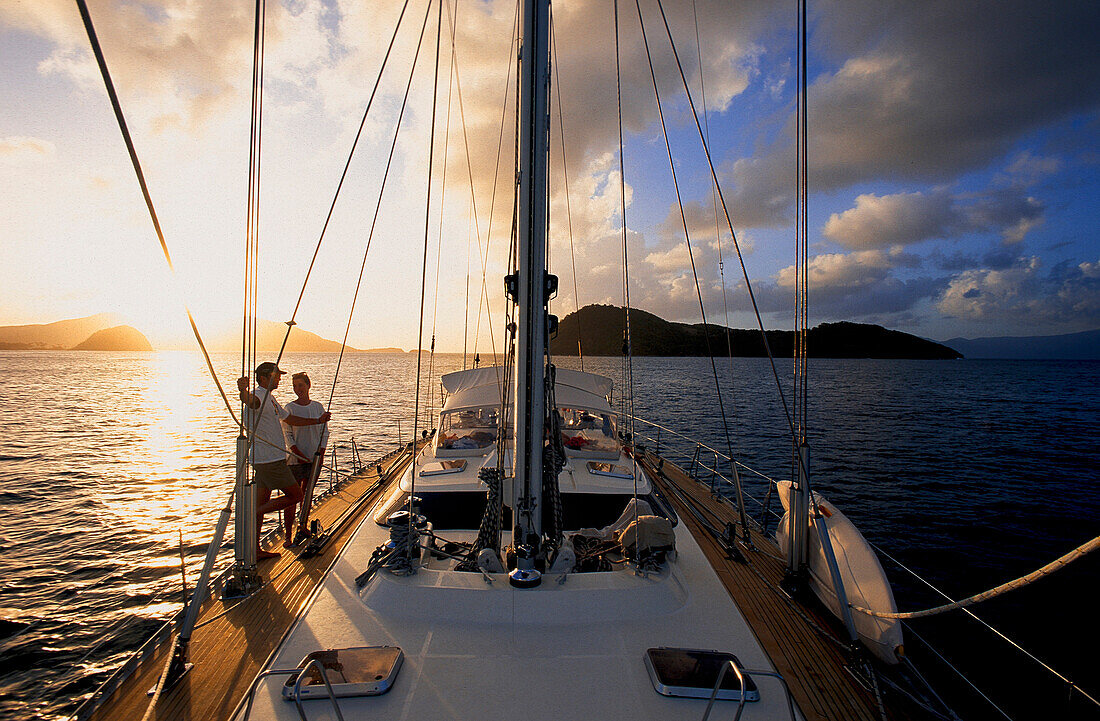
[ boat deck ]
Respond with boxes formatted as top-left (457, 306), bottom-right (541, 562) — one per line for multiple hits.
top-left (80, 444), bottom-right (902, 721)
top-left (640, 452), bottom-right (893, 721)
top-left (78, 450), bottom-right (411, 721)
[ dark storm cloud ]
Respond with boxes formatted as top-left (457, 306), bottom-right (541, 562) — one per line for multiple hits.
top-left (725, 1), bottom-right (1099, 228)
top-left (810, 0), bottom-right (1100, 185)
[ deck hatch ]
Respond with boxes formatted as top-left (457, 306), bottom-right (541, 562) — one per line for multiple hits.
top-left (586, 461), bottom-right (633, 479)
top-left (419, 459), bottom-right (468, 476)
top-left (644, 647), bottom-right (760, 702)
top-left (282, 646), bottom-right (403, 700)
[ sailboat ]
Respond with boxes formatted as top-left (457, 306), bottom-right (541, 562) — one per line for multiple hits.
top-left (62, 1), bottom-right (1098, 720)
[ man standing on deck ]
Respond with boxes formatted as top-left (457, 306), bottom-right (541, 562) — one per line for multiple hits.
top-left (282, 371), bottom-right (328, 547)
top-left (237, 362), bottom-right (331, 560)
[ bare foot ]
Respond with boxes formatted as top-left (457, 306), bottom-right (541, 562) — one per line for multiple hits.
top-left (257, 549), bottom-right (281, 560)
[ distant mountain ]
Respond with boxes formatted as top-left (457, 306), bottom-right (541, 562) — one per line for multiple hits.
top-left (206, 320), bottom-right (360, 352)
top-left (550, 305), bottom-right (961, 359)
top-left (361, 347), bottom-right (405, 353)
top-left (0, 314), bottom-right (362, 352)
top-left (0, 314), bottom-right (118, 350)
top-left (72, 326), bottom-right (153, 351)
top-left (943, 328), bottom-right (1100, 359)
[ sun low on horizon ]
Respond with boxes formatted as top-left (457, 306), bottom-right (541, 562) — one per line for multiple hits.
top-left (2, 0), bottom-right (1098, 353)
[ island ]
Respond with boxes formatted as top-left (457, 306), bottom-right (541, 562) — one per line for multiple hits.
top-left (549, 305), bottom-right (962, 359)
top-left (71, 325), bottom-right (154, 351)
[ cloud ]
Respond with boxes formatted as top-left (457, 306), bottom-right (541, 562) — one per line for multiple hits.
top-left (0, 135), bottom-right (56, 160)
top-left (1000, 151), bottom-right (1063, 187)
top-left (722, 1), bottom-right (1098, 231)
top-left (810, 1), bottom-right (1100, 186)
top-left (938, 256), bottom-right (1100, 332)
top-left (2, 1), bottom-right (269, 132)
top-left (823, 188), bottom-right (1045, 249)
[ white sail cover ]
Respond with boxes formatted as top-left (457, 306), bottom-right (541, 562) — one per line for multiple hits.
top-left (440, 367), bottom-right (614, 413)
top-left (553, 368), bottom-right (613, 400)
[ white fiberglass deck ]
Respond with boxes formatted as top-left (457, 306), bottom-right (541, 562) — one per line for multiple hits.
top-left (237, 512), bottom-right (802, 720)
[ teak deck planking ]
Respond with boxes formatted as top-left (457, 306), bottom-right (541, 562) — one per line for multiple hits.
top-left (641, 453), bottom-right (890, 721)
top-left (83, 453), bottom-right (408, 721)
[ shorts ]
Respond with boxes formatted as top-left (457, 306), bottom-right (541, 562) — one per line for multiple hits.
top-left (253, 460), bottom-right (297, 491)
top-left (289, 463), bottom-right (312, 484)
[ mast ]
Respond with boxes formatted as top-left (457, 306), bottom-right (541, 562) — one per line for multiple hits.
top-left (510, 0), bottom-right (552, 581)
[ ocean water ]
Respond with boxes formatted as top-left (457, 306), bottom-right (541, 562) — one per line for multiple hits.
top-left (0, 351), bottom-right (1096, 720)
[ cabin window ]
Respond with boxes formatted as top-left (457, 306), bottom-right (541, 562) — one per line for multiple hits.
top-left (558, 408), bottom-right (618, 456)
top-left (438, 406), bottom-right (499, 453)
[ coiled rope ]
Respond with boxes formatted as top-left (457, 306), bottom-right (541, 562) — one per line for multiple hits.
top-left (850, 534), bottom-right (1100, 620)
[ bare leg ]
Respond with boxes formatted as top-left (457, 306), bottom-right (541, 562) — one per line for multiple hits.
top-left (296, 464), bottom-right (318, 538)
top-left (255, 486), bottom-right (280, 560)
top-left (258, 483), bottom-right (303, 515)
top-left (283, 471), bottom-right (305, 547)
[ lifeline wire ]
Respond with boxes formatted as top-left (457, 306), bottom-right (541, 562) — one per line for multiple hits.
top-left (75, 0), bottom-right (238, 428)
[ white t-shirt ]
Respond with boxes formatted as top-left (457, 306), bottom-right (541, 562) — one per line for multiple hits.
top-left (283, 399), bottom-right (329, 464)
top-left (246, 386), bottom-right (290, 465)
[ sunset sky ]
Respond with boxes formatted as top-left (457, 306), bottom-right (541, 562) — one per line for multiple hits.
top-left (2, 0), bottom-right (1097, 351)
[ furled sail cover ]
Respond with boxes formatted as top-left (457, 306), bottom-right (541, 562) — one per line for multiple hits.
top-left (553, 368), bottom-right (613, 401)
top-left (440, 367), bottom-right (614, 413)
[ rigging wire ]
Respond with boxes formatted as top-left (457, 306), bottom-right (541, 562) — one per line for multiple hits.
top-left (409, 0), bottom-right (446, 562)
top-left (454, 0), bottom-right (521, 372)
top-left (426, 0), bottom-right (461, 423)
top-left (446, 0), bottom-right (511, 384)
top-left (464, 207), bottom-right (472, 369)
top-left (243, 0), bottom-right (266, 446)
top-left (634, 0), bottom-right (751, 543)
top-left (550, 17), bottom-right (584, 371)
top-left (652, 0), bottom-right (796, 439)
top-left (612, 0), bottom-right (636, 442)
top-left (74, 0), bottom-right (239, 428)
top-left (325, 0), bottom-right (422, 410)
top-left (272, 0), bottom-right (420, 384)
top-left (692, 0), bottom-right (736, 363)
top-left (794, 0), bottom-right (810, 451)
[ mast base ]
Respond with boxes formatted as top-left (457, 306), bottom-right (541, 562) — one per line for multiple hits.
top-left (223, 563), bottom-right (263, 600)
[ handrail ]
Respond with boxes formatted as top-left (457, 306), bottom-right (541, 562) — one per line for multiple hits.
top-left (700, 659), bottom-right (795, 721)
top-left (629, 414), bottom-right (778, 484)
top-left (640, 436), bottom-right (779, 516)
